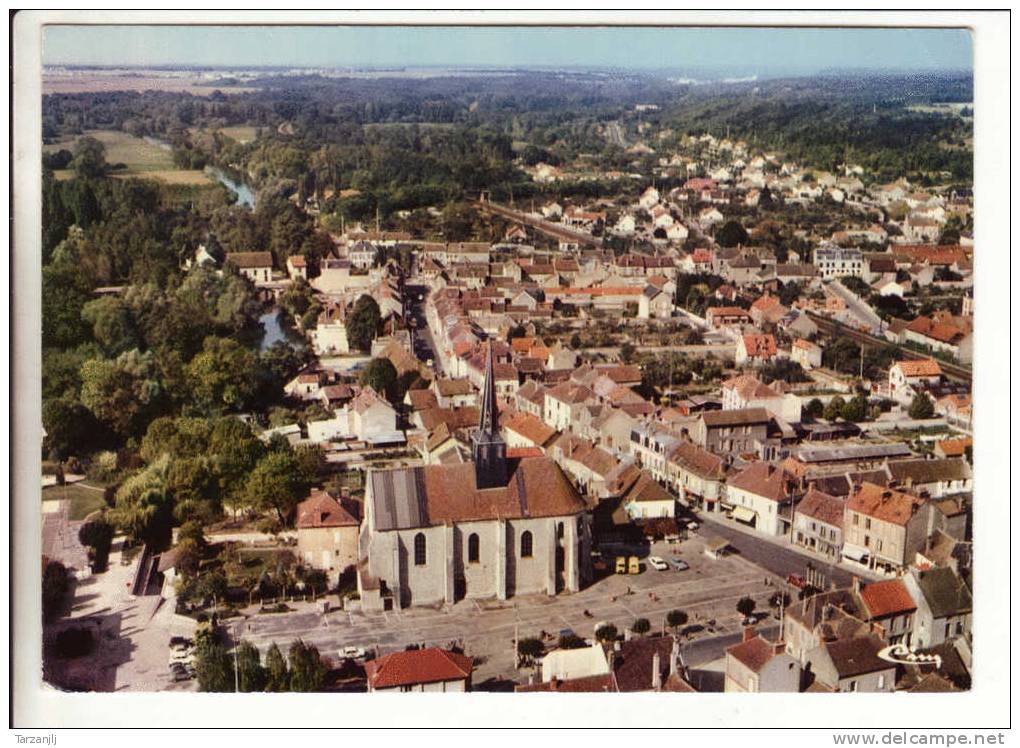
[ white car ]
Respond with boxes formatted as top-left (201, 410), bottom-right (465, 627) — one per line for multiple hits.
top-left (686, 521), bottom-right (700, 532)
top-left (648, 556), bottom-right (669, 571)
top-left (338, 646), bottom-right (368, 661)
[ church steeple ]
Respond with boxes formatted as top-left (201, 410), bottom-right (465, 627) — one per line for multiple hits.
top-left (471, 341), bottom-right (507, 489)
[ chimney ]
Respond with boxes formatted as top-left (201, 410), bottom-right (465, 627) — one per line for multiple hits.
top-left (651, 651), bottom-right (662, 691)
top-left (742, 624), bottom-right (756, 643)
top-left (852, 575), bottom-right (862, 594)
top-left (549, 676), bottom-right (559, 690)
top-left (773, 641), bottom-right (787, 656)
top-left (669, 638), bottom-right (680, 678)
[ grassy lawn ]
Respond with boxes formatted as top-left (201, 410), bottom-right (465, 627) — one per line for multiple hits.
top-left (44, 129), bottom-right (213, 185)
top-left (189, 125), bottom-right (259, 144)
top-left (41, 482), bottom-right (108, 521)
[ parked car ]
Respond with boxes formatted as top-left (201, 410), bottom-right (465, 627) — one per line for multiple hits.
top-left (670, 557), bottom-right (690, 571)
top-left (338, 646), bottom-right (368, 662)
top-left (169, 636), bottom-right (193, 650)
top-left (169, 662), bottom-right (194, 682)
top-left (168, 649), bottom-right (195, 665)
top-left (685, 521), bottom-right (700, 532)
top-left (786, 573), bottom-right (807, 589)
top-left (628, 556), bottom-right (641, 574)
top-left (648, 556), bottom-right (669, 571)
top-left (615, 556), bottom-right (628, 574)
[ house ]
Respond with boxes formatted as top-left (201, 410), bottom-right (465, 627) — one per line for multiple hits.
top-left (612, 635), bottom-right (697, 693)
top-left (349, 387), bottom-right (399, 443)
top-left (665, 441), bottom-right (726, 513)
top-left (885, 458), bottom-right (972, 498)
top-left (725, 463), bottom-right (796, 536)
top-left (433, 378), bottom-right (477, 409)
top-left (357, 352), bottom-right (591, 610)
top-left (691, 408), bottom-right (771, 456)
top-left (791, 339), bottom-right (823, 370)
top-left (724, 628), bottom-right (801, 692)
top-left (365, 648), bottom-right (473, 692)
top-left (903, 316), bottom-right (973, 363)
top-left (543, 382), bottom-right (595, 433)
top-left (286, 254), bottom-right (308, 280)
top-left (888, 359), bottom-right (942, 400)
top-left (705, 306), bottom-right (752, 328)
top-left (537, 641), bottom-right (611, 683)
top-left (813, 246), bottom-right (864, 279)
top-left (225, 251), bottom-right (273, 283)
top-left (935, 393), bottom-right (972, 428)
top-left (902, 567), bottom-right (972, 649)
top-left (638, 285), bottom-right (673, 319)
top-left (721, 374), bottom-right (800, 423)
top-left (843, 482), bottom-right (930, 574)
top-left (294, 489), bottom-right (360, 580)
top-left (735, 334), bottom-right (778, 366)
top-left (792, 486), bottom-right (845, 562)
top-left (503, 411), bottom-right (558, 452)
top-left (933, 437), bottom-right (972, 460)
top-left (348, 240), bottom-right (377, 269)
top-left (310, 301), bottom-right (351, 355)
top-left (805, 636), bottom-right (896, 693)
top-left (749, 294), bottom-right (787, 326)
top-left (622, 470), bottom-right (676, 520)
top-left (858, 578), bottom-right (917, 646)
top-left (782, 588), bottom-right (870, 664)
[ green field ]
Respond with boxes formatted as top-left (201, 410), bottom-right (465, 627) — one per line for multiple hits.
top-left (42, 482), bottom-right (108, 521)
top-left (43, 129), bottom-right (213, 185)
top-left (189, 125), bottom-right (259, 144)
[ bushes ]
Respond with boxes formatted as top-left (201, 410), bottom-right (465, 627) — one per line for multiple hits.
top-left (78, 515), bottom-right (115, 572)
top-left (42, 561), bottom-right (71, 622)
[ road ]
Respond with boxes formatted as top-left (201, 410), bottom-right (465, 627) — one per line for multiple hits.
top-left (695, 514), bottom-right (869, 590)
top-left (475, 199), bottom-right (603, 248)
top-left (406, 283), bottom-right (444, 377)
top-left (605, 120), bottom-right (628, 149)
top-left (827, 280), bottom-right (883, 334)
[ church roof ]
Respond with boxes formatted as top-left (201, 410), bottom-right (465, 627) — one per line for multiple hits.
top-left (368, 458), bottom-right (586, 531)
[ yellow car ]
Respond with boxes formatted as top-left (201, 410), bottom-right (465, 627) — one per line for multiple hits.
top-left (628, 556), bottom-right (641, 574)
top-left (615, 556), bottom-right (628, 574)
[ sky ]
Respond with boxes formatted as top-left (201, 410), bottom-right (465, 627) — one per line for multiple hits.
top-left (42, 25), bottom-right (972, 76)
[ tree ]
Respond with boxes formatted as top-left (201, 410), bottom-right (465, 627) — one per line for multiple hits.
top-left (287, 640), bottom-right (328, 692)
top-left (81, 296), bottom-right (139, 356)
top-left (736, 596), bottom-right (757, 620)
top-left (236, 641), bottom-right (267, 692)
top-left (517, 637), bottom-right (545, 662)
top-left (345, 295), bottom-right (381, 352)
top-left (666, 609), bottom-right (689, 631)
top-left (110, 455), bottom-right (174, 546)
top-left (194, 569), bottom-right (228, 607)
top-left (42, 560), bottom-right (71, 622)
top-left (79, 350), bottom-right (166, 440)
top-left (265, 642), bottom-right (290, 692)
top-left (841, 393), bottom-right (869, 423)
top-left (186, 336), bottom-right (260, 414)
top-left (358, 358), bottom-right (398, 400)
top-left (769, 591), bottom-right (791, 610)
top-left (803, 398), bottom-right (824, 420)
top-left (594, 624), bottom-right (618, 643)
top-left (716, 220), bottom-right (749, 248)
top-left (909, 392), bottom-right (935, 420)
top-left (631, 618), bottom-right (651, 636)
top-left (823, 395), bottom-right (846, 422)
top-left (195, 635), bottom-right (234, 692)
top-left (619, 342), bottom-right (636, 364)
top-left (243, 450), bottom-right (311, 524)
top-left (71, 135), bottom-right (107, 179)
top-left (42, 397), bottom-right (104, 460)
top-left (558, 633), bottom-right (587, 650)
top-left (78, 515), bottom-right (115, 572)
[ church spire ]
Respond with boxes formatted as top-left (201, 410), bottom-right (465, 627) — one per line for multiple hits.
top-left (471, 340), bottom-right (507, 489)
top-left (478, 340), bottom-right (500, 435)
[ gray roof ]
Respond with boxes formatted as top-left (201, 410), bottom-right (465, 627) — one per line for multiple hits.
top-left (701, 408), bottom-right (771, 428)
top-left (887, 458), bottom-right (971, 486)
top-left (370, 467), bottom-right (428, 531)
top-left (795, 442), bottom-right (912, 464)
top-left (915, 567), bottom-right (972, 619)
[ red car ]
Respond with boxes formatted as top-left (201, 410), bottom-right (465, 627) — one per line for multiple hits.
top-left (786, 573), bottom-right (807, 589)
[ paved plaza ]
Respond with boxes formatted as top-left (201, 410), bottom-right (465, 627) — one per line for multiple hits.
top-left (233, 534), bottom-right (789, 685)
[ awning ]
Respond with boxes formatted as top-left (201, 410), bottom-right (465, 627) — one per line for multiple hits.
top-left (731, 506), bottom-right (757, 524)
top-left (842, 545), bottom-right (869, 562)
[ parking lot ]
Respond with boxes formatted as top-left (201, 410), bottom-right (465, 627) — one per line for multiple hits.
top-left (235, 533), bottom-right (789, 686)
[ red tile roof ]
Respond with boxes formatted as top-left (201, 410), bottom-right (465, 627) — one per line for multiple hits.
top-left (795, 487), bottom-right (845, 527)
top-left (726, 636), bottom-right (778, 673)
top-left (504, 412), bottom-right (557, 447)
top-left (859, 579), bottom-right (917, 619)
top-left (847, 482), bottom-right (926, 527)
top-left (893, 359), bottom-right (942, 378)
top-left (365, 648), bottom-right (473, 689)
top-left (295, 490), bottom-right (359, 529)
top-left (728, 463), bottom-right (794, 503)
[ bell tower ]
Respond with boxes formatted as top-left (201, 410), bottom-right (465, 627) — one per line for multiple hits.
top-left (471, 341), bottom-right (508, 489)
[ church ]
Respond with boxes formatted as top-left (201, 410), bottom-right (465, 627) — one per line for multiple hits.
top-left (357, 343), bottom-right (592, 611)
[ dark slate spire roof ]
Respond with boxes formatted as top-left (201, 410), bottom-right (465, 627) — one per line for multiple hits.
top-left (478, 340), bottom-right (500, 436)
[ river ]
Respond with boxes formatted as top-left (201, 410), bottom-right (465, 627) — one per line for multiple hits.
top-left (258, 309), bottom-right (305, 352)
top-left (207, 167), bottom-right (256, 210)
